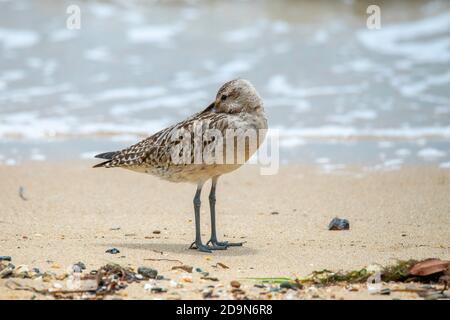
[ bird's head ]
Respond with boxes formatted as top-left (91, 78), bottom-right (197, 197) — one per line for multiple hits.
top-left (214, 79), bottom-right (264, 114)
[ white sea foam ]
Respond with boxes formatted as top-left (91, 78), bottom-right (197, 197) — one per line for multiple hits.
top-left (327, 109), bottom-right (378, 125)
top-left (357, 11), bottom-right (450, 63)
top-left (378, 141), bottom-right (394, 149)
top-left (93, 86), bottom-right (167, 102)
top-left (0, 69), bottom-right (26, 82)
top-left (30, 153), bottom-right (46, 161)
top-left (439, 161), bottom-right (450, 169)
top-left (417, 148), bottom-right (447, 160)
top-left (0, 28), bottom-right (40, 49)
top-left (224, 21), bottom-right (289, 43)
top-left (400, 70), bottom-right (450, 97)
top-left (383, 158), bottom-right (403, 167)
top-left (48, 29), bottom-right (78, 42)
top-left (0, 83), bottom-right (72, 103)
top-left (267, 75), bottom-right (365, 98)
top-left (395, 149), bottom-right (411, 157)
top-left (128, 25), bottom-right (182, 44)
top-left (277, 126), bottom-right (450, 140)
top-left (83, 47), bottom-right (112, 62)
top-left (89, 3), bottom-right (117, 18)
top-left (224, 26), bottom-right (261, 43)
top-left (109, 91), bottom-right (207, 116)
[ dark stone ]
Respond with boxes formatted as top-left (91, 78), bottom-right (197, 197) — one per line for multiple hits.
top-left (151, 287), bottom-right (167, 293)
top-left (105, 248), bottom-right (120, 254)
top-left (0, 256), bottom-right (12, 262)
top-left (328, 217), bottom-right (350, 230)
top-left (137, 267), bottom-right (158, 279)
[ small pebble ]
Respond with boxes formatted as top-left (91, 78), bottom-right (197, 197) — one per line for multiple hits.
top-left (230, 280), bottom-right (241, 288)
top-left (271, 211), bottom-right (279, 215)
top-left (152, 230), bottom-right (161, 234)
top-left (151, 287), bottom-right (167, 293)
top-left (105, 248), bottom-right (120, 254)
top-left (0, 256), bottom-right (12, 262)
top-left (328, 217), bottom-right (350, 230)
top-left (380, 288), bottom-right (391, 295)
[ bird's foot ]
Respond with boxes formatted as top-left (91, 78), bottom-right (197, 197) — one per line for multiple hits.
top-left (189, 240), bottom-right (212, 253)
top-left (207, 238), bottom-right (244, 248)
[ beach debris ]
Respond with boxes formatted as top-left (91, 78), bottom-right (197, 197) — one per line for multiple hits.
top-left (145, 257), bottom-right (183, 264)
top-left (172, 265), bottom-right (193, 273)
top-left (13, 265), bottom-right (30, 278)
top-left (0, 256), bottom-right (11, 262)
top-left (280, 280), bottom-right (302, 290)
top-left (201, 276), bottom-right (219, 281)
top-left (230, 280), bottom-right (241, 288)
top-left (409, 258), bottom-right (450, 276)
top-left (0, 262), bottom-right (15, 278)
top-left (202, 287), bottom-right (216, 298)
top-left (271, 211), bottom-right (279, 215)
top-left (137, 267), bottom-right (158, 279)
top-left (151, 286), bottom-right (167, 293)
top-left (18, 186), bottom-right (28, 201)
top-left (105, 248), bottom-right (120, 254)
top-left (328, 217), bottom-right (350, 230)
top-left (180, 275), bottom-right (193, 283)
top-left (169, 279), bottom-right (183, 288)
top-left (152, 230), bottom-right (161, 234)
top-left (109, 227), bottom-right (121, 231)
top-left (72, 262), bottom-right (86, 273)
top-left (5, 263), bottom-right (142, 299)
top-left (379, 288), bottom-right (391, 295)
top-left (195, 267), bottom-right (203, 273)
top-left (215, 262), bottom-right (230, 269)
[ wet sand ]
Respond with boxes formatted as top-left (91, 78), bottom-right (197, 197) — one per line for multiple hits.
top-left (0, 162), bottom-right (449, 299)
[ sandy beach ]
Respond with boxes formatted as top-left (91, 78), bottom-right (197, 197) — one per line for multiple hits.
top-left (0, 161), bottom-right (449, 299)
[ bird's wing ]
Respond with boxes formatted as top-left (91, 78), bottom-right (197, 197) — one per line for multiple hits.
top-left (98, 102), bottom-right (231, 169)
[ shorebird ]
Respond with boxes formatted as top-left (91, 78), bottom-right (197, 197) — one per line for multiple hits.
top-left (94, 79), bottom-right (267, 252)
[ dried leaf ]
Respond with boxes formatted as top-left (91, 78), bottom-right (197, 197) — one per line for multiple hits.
top-left (409, 259), bottom-right (450, 276)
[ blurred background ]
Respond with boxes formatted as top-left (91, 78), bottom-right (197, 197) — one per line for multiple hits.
top-left (0, 0), bottom-right (449, 171)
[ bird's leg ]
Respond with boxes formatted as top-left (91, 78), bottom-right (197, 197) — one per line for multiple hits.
top-left (207, 176), bottom-right (243, 249)
top-left (189, 182), bottom-right (211, 253)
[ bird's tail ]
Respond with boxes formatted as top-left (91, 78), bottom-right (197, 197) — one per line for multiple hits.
top-left (93, 151), bottom-right (118, 168)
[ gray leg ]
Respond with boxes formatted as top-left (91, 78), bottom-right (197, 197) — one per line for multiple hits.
top-left (189, 182), bottom-right (211, 253)
top-left (207, 176), bottom-right (244, 249)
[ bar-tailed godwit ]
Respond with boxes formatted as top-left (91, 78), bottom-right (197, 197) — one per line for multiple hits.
top-left (94, 79), bottom-right (267, 252)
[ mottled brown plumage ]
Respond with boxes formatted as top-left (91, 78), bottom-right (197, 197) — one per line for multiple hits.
top-left (94, 79), bottom-right (267, 183)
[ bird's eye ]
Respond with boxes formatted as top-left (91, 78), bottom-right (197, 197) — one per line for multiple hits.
top-left (220, 94), bottom-right (227, 101)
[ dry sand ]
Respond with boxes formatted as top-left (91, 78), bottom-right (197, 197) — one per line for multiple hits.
top-left (0, 162), bottom-right (449, 299)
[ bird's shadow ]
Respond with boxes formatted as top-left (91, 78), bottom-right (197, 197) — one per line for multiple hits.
top-left (99, 242), bottom-right (257, 257)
